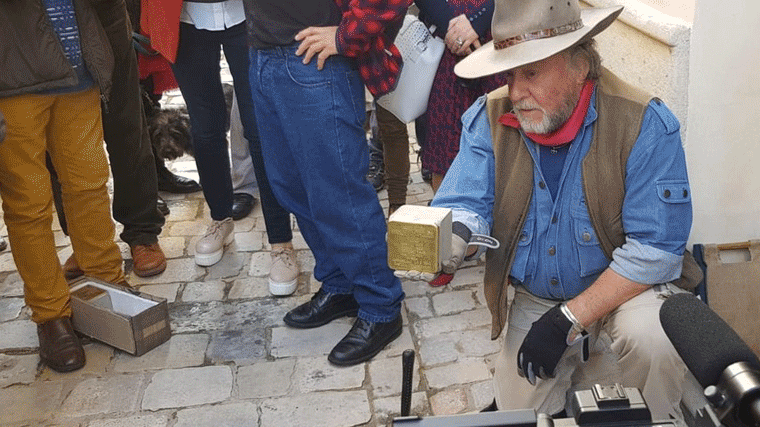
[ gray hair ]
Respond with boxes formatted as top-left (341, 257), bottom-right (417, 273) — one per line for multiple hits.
top-left (567, 39), bottom-right (602, 81)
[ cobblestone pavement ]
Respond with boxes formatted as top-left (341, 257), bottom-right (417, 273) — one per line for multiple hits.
top-left (0, 74), bottom-right (499, 425)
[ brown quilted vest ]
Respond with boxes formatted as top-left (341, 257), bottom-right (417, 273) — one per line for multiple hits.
top-left (482, 68), bottom-right (702, 339)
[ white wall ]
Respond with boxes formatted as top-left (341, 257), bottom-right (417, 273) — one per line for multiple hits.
top-left (584, 0), bottom-right (691, 140)
top-left (685, 0), bottom-right (760, 245)
top-left (637, 0), bottom-right (694, 22)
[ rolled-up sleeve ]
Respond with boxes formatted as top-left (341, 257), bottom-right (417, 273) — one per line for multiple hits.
top-left (609, 100), bottom-right (692, 284)
top-left (432, 96), bottom-right (495, 250)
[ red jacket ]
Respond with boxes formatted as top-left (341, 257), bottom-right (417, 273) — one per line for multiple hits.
top-left (140, 0), bottom-right (182, 63)
top-left (335, 0), bottom-right (410, 96)
top-left (140, 0), bottom-right (409, 96)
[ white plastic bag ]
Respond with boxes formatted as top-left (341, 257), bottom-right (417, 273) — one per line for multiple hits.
top-left (377, 15), bottom-right (445, 123)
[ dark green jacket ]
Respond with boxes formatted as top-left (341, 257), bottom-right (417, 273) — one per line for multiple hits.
top-left (0, 0), bottom-right (114, 100)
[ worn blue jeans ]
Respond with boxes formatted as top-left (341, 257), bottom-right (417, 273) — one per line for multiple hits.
top-left (249, 45), bottom-right (403, 322)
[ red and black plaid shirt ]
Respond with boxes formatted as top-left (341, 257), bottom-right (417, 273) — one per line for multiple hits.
top-left (334, 0), bottom-right (410, 97)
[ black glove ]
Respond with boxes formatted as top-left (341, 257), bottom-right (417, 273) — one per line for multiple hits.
top-left (517, 304), bottom-right (572, 385)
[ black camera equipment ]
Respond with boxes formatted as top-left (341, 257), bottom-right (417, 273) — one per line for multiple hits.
top-left (393, 350), bottom-right (681, 427)
top-left (660, 293), bottom-right (760, 427)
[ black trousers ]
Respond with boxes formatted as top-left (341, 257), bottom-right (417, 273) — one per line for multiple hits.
top-left (52, 0), bottom-right (163, 246)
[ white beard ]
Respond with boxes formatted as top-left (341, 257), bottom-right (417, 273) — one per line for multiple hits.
top-left (513, 98), bottom-right (576, 135)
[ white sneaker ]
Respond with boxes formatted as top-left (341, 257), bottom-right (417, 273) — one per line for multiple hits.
top-left (195, 218), bottom-right (234, 266)
top-left (269, 245), bottom-right (298, 296)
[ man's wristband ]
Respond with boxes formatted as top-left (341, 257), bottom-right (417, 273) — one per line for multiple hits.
top-left (451, 221), bottom-right (472, 243)
top-left (560, 302), bottom-right (585, 343)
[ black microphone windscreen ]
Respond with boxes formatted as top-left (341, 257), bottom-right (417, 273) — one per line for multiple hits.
top-left (660, 293), bottom-right (760, 388)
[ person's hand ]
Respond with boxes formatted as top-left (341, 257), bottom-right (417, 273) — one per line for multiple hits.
top-left (394, 234), bottom-right (469, 282)
top-left (295, 26), bottom-right (339, 70)
top-left (444, 14), bottom-right (481, 56)
top-left (517, 304), bottom-right (573, 385)
top-left (441, 234), bottom-right (468, 274)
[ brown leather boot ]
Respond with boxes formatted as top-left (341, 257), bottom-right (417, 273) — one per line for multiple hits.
top-left (37, 317), bottom-right (85, 372)
top-left (63, 254), bottom-right (84, 281)
top-left (130, 243), bottom-right (167, 277)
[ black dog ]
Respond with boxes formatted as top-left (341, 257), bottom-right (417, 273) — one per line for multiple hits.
top-left (143, 82), bottom-right (235, 161)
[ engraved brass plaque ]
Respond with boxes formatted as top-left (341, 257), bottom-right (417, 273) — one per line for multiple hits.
top-left (387, 221), bottom-right (440, 274)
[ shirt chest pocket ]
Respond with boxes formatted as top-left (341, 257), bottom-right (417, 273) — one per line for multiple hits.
top-left (571, 201), bottom-right (610, 278)
top-left (510, 216), bottom-right (535, 281)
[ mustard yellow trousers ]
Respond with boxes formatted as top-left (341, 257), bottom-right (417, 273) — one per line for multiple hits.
top-left (0, 89), bottom-right (124, 323)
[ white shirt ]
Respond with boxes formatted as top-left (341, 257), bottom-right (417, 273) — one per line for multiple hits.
top-left (180, 0), bottom-right (246, 31)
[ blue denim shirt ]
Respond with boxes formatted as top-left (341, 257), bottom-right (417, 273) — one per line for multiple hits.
top-left (432, 88), bottom-right (692, 300)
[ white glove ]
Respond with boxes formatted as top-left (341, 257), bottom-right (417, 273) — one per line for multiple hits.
top-left (394, 229), bottom-right (470, 282)
top-left (441, 234), bottom-right (468, 274)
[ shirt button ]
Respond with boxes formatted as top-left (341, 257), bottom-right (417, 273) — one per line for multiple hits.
top-left (550, 278), bottom-right (559, 286)
top-left (582, 232), bottom-right (591, 242)
top-left (548, 246), bottom-right (556, 256)
top-left (664, 189), bottom-right (671, 198)
top-left (683, 189), bottom-right (688, 197)
top-left (551, 215), bottom-right (558, 224)
top-left (539, 181), bottom-right (546, 189)
top-left (520, 232), bottom-right (528, 242)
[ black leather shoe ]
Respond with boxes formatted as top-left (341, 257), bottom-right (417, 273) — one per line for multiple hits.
top-left (37, 317), bottom-right (86, 372)
top-left (231, 193), bottom-right (257, 220)
top-left (157, 196), bottom-right (170, 216)
top-left (328, 315), bottom-right (402, 366)
top-left (284, 289), bottom-right (359, 329)
top-left (156, 165), bottom-right (201, 194)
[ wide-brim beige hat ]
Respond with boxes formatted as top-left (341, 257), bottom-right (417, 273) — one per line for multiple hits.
top-left (455, 0), bottom-right (623, 79)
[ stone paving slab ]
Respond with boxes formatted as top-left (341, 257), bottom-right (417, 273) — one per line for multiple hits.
top-left (0, 353), bottom-right (38, 388)
top-left (260, 390), bottom-right (371, 427)
top-left (0, 297), bottom-right (24, 322)
top-left (0, 319), bottom-right (38, 350)
top-left (0, 273), bottom-right (23, 297)
top-left (0, 380), bottom-right (67, 425)
top-left (270, 320), bottom-right (353, 358)
top-left (293, 356), bottom-right (365, 393)
top-left (113, 333), bottom-right (209, 373)
top-left (174, 402), bottom-right (260, 427)
top-left (142, 366), bottom-right (233, 410)
top-left (61, 373), bottom-right (145, 417)
top-left (236, 358), bottom-right (296, 399)
top-left (182, 280), bottom-right (225, 302)
top-left (87, 413), bottom-right (172, 427)
top-left (207, 326), bottom-right (267, 365)
top-left (170, 298), bottom-right (291, 333)
top-left (424, 358), bottom-right (492, 389)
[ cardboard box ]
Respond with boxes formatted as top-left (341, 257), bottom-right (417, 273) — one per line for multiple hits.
top-left (69, 277), bottom-right (171, 356)
top-left (387, 205), bottom-right (452, 274)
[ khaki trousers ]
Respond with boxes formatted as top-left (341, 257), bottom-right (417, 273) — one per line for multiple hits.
top-left (493, 284), bottom-right (688, 420)
top-left (375, 104), bottom-right (410, 208)
top-left (0, 89), bottom-right (125, 323)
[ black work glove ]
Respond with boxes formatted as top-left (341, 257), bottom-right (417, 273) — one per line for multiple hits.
top-left (517, 304), bottom-right (572, 385)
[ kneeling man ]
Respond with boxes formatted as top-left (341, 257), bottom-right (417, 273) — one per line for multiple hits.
top-left (400, 0), bottom-right (701, 420)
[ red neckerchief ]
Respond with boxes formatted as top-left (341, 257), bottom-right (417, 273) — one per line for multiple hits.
top-left (498, 80), bottom-right (595, 147)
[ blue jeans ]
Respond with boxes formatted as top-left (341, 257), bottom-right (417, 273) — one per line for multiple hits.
top-left (170, 23), bottom-right (291, 243)
top-left (249, 45), bottom-right (403, 322)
